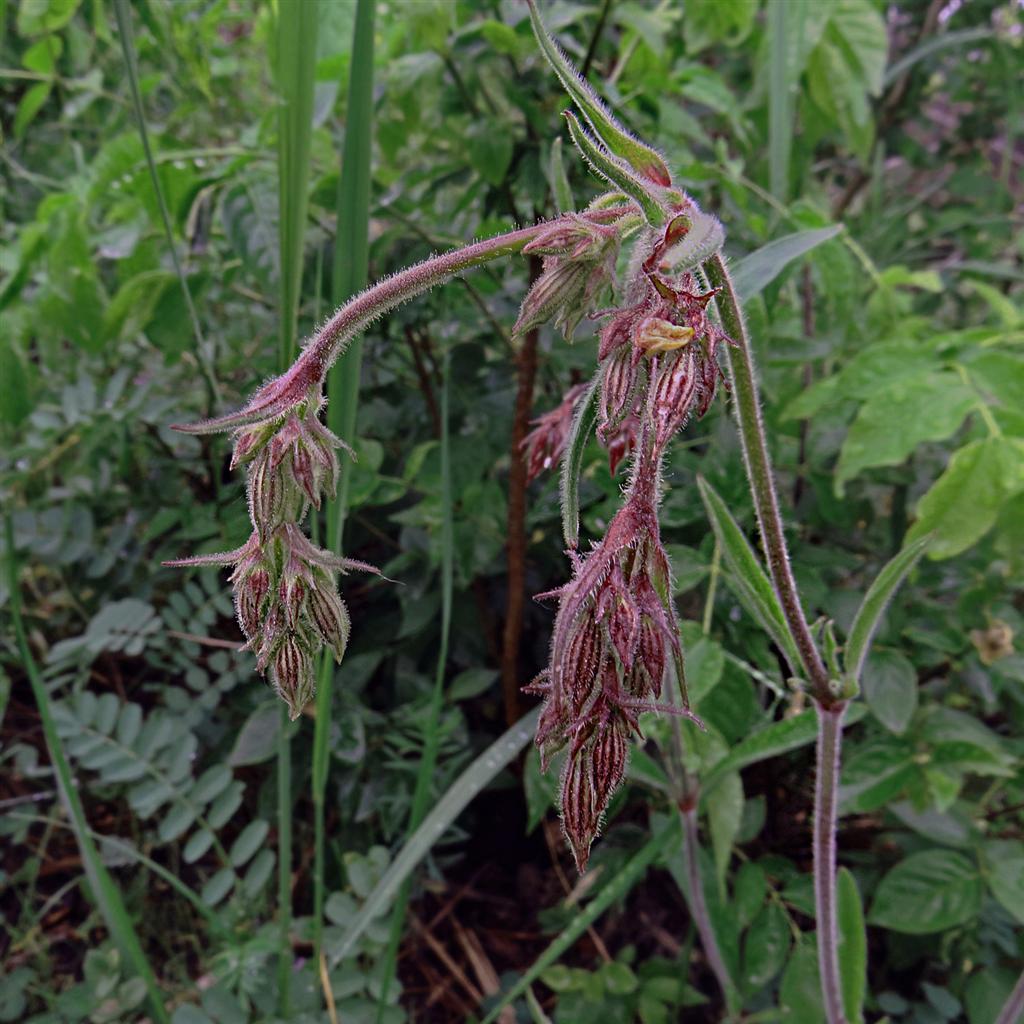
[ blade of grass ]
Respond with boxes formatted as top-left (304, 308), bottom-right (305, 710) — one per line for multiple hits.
top-left (479, 817), bottom-right (681, 1023)
top-left (112, 0), bottom-right (218, 409)
top-left (767, 0), bottom-right (792, 202)
top-left (5, 516), bottom-right (170, 1024)
top-left (330, 705), bottom-right (541, 965)
top-left (312, 0), bottom-right (376, 983)
top-left (376, 353), bottom-right (453, 1016)
top-left (274, 3), bottom-right (319, 1014)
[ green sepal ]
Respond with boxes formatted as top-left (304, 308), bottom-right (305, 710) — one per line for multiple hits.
top-left (527, 0), bottom-right (671, 187)
top-left (564, 111), bottom-right (666, 227)
top-left (548, 137), bottom-right (574, 213)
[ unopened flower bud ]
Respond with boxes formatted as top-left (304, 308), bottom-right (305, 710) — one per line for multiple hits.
top-left (561, 746), bottom-right (600, 873)
top-left (651, 348), bottom-right (698, 450)
top-left (598, 347), bottom-right (639, 440)
top-left (272, 633), bottom-right (315, 720)
top-left (306, 582), bottom-right (351, 662)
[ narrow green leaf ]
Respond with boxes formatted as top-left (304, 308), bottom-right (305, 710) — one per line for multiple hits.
top-left (696, 476), bottom-right (801, 673)
top-left (844, 535), bottom-right (930, 684)
top-left (837, 868), bottom-right (867, 1024)
top-left (869, 850), bottom-right (983, 934)
top-left (564, 111), bottom-right (665, 227)
top-left (549, 137), bottom-right (574, 213)
top-left (730, 225), bottom-right (843, 301)
top-left (701, 704), bottom-right (868, 800)
top-left (479, 818), bottom-right (680, 1023)
top-left (330, 706), bottom-right (540, 965)
top-left (560, 368), bottom-right (601, 548)
top-left (526, 0), bottom-right (671, 187)
top-left (883, 25), bottom-right (995, 88)
top-left (767, 0), bottom-right (793, 201)
top-left (907, 437), bottom-right (1024, 559)
top-left (5, 518), bottom-right (170, 1024)
top-left (708, 770), bottom-right (743, 895)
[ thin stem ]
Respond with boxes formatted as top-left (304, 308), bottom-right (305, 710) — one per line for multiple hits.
top-left (276, 706), bottom-right (292, 1013)
top-left (295, 207), bottom-right (632, 387)
top-left (996, 969), bottom-right (1024, 1024)
top-left (701, 540), bottom-right (721, 635)
top-left (681, 806), bottom-right (736, 1010)
top-left (814, 701), bottom-right (848, 1024)
top-left (702, 253), bottom-right (833, 702)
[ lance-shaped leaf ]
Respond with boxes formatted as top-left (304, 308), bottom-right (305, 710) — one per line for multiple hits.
top-left (837, 868), bottom-right (868, 1024)
top-left (729, 225), bottom-right (843, 301)
top-left (527, 0), bottom-right (671, 187)
top-left (844, 534), bottom-right (931, 685)
top-left (696, 476), bottom-right (802, 673)
top-left (564, 111), bottom-right (667, 228)
top-left (560, 367), bottom-right (602, 548)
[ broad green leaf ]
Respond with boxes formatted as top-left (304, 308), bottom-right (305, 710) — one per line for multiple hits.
top-left (468, 128), bottom-right (514, 186)
top-left (696, 476), bottom-right (801, 673)
top-left (835, 371), bottom-right (976, 492)
top-left (837, 869), bottom-right (867, 1024)
top-left (685, 0), bottom-right (757, 54)
top-left (907, 437), bottom-right (1024, 558)
top-left (229, 704), bottom-right (280, 767)
top-left (829, 0), bottom-right (888, 95)
top-left (783, 339), bottom-right (937, 421)
top-left (860, 651), bottom-right (918, 735)
top-left (869, 850), bottom-right (983, 934)
top-left (17, 0), bottom-right (80, 35)
top-left (985, 841), bottom-right (1024, 925)
top-left (964, 968), bottom-right (1020, 1024)
top-left (560, 369), bottom-right (601, 548)
top-left (844, 537), bottom-right (930, 685)
top-left (779, 938), bottom-right (824, 1022)
top-left (730, 225), bottom-right (843, 301)
top-left (743, 902), bottom-right (790, 991)
top-left (840, 734), bottom-right (916, 814)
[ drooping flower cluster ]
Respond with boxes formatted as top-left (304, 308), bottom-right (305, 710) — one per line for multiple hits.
top-left (526, 435), bottom-right (701, 871)
top-left (524, 212), bottom-right (733, 868)
top-left (167, 368), bottom-right (374, 720)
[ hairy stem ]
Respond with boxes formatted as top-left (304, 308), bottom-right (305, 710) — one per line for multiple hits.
top-left (292, 207), bottom-right (631, 388)
top-left (996, 970), bottom-right (1024, 1024)
top-left (702, 253), bottom-right (832, 702)
top-left (681, 805), bottom-right (736, 1010)
top-left (815, 701), bottom-right (848, 1024)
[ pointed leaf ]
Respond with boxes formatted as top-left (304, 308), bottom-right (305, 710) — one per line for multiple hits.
top-left (696, 476), bottom-right (801, 673)
top-left (730, 225), bottom-right (843, 300)
top-left (527, 0), bottom-right (671, 186)
top-left (549, 137), bottom-right (574, 213)
top-left (844, 534), bottom-right (930, 684)
top-left (563, 112), bottom-right (666, 226)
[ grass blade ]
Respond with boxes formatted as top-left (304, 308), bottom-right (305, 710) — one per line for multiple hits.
top-left (843, 535), bottom-right (930, 686)
top-left (837, 867), bottom-right (867, 1024)
top-left (767, 0), bottom-right (792, 202)
top-left (274, 2), bottom-right (319, 1013)
top-left (326, 0), bottom-right (377, 551)
top-left (5, 517), bottom-right (170, 1024)
top-left (696, 476), bottom-right (802, 673)
top-left (112, 0), bottom-right (217, 407)
top-left (376, 354), bottom-right (453, 1014)
top-left (560, 368), bottom-right (601, 548)
top-left (312, 0), bottom-right (376, 980)
top-left (330, 705), bottom-right (541, 965)
top-left (479, 818), bottom-right (681, 1023)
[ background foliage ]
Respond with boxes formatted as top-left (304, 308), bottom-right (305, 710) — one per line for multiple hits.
top-left (1, 1), bottom-right (1022, 1022)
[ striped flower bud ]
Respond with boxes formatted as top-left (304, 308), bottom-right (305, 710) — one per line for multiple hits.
top-left (272, 633), bottom-right (315, 721)
top-left (651, 348), bottom-right (698, 451)
top-left (598, 347), bottom-right (639, 440)
top-left (306, 581), bottom-right (351, 662)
